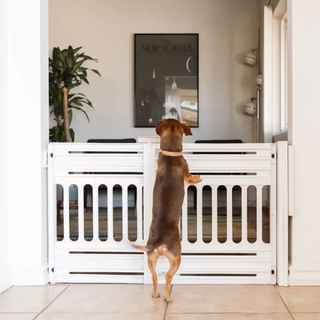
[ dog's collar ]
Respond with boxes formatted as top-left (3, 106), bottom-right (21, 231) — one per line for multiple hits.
top-left (160, 150), bottom-right (183, 157)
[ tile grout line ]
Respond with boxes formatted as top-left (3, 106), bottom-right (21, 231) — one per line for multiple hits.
top-left (160, 312), bottom-right (294, 315)
top-left (0, 312), bottom-right (37, 314)
top-left (32, 285), bottom-right (70, 320)
top-left (162, 285), bottom-right (173, 320)
top-left (274, 285), bottom-right (295, 320)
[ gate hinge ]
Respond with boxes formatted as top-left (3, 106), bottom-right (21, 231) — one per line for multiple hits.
top-left (43, 151), bottom-right (48, 168)
top-left (271, 153), bottom-right (277, 160)
top-left (45, 151), bottom-right (54, 168)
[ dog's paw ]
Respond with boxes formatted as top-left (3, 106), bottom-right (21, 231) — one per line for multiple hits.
top-left (164, 295), bottom-right (173, 303)
top-left (187, 175), bottom-right (202, 185)
top-left (152, 292), bottom-right (160, 298)
top-left (193, 175), bottom-right (202, 184)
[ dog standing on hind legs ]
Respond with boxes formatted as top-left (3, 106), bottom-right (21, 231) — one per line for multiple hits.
top-left (133, 119), bottom-right (202, 302)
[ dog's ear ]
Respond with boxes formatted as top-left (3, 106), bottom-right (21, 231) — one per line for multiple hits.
top-left (156, 121), bottom-right (165, 136)
top-left (182, 123), bottom-right (193, 136)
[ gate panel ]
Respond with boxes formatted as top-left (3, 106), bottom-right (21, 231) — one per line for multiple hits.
top-left (48, 143), bottom-right (145, 284)
top-left (151, 143), bottom-right (277, 284)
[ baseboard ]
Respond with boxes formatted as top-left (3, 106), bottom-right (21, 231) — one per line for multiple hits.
top-left (0, 271), bottom-right (13, 294)
top-left (11, 265), bottom-right (49, 285)
top-left (289, 264), bottom-right (320, 285)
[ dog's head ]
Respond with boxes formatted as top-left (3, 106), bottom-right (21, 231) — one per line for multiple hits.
top-left (155, 119), bottom-right (192, 152)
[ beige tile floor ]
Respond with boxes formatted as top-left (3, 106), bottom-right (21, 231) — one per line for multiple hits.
top-left (0, 284), bottom-right (320, 320)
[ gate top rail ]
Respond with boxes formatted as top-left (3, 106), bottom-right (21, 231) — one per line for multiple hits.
top-left (156, 143), bottom-right (275, 175)
top-left (48, 142), bottom-right (144, 155)
top-left (177, 143), bottom-right (272, 155)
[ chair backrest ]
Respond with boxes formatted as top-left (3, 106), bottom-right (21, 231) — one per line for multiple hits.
top-left (195, 139), bottom-right (243, 144)
top-left (87, 138), bottom-right (136, 143)
top-left (194, 139), bottom-right (243, 155)
top-left (86, 138), bottom-right (137, 154)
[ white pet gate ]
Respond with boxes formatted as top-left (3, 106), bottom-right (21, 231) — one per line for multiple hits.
top-left (48, 142), bottom-right (286, 285)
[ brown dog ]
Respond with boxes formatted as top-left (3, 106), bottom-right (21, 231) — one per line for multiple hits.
top-left (134, 119), bottom-right (202, 302)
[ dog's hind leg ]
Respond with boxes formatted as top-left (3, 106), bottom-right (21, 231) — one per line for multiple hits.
top-left (148, 251), bottom-right (160, 298)
top-left (163, 252), bottom-right (181, 302)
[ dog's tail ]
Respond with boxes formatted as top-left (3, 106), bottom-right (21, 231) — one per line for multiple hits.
top-left (132, 243), bottom-right (162, 253)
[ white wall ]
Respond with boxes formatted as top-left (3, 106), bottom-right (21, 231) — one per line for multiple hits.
top-left (49, 0), bottom-right (259, 143)
top-left (0, 0), bottom-right (49, 289)
top-left (288, 0), bottom-right (320, 285)
top-left (0, 0), bottom-right (12, 294)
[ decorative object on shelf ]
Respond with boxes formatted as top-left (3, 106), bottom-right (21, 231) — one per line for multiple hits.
top-left (256, 74), bottom-right (263, 89)
top-left (242, 28), bottom-right (262, 142)
top-left (49, 46), bottom-right (101, 142)
top-left (244, 98), bottom-right (257, 116)
top-left (134, 34), bottom-right (199, 127)
top-left (243, 49), bottom-right (258, 66)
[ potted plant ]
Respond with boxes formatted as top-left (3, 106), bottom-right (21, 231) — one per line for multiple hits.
top-left (49, 46), bottom-right (101, 142)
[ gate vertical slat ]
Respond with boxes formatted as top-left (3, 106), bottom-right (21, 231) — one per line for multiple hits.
top-left (257, 186), bottom-right (263, 243)
top-left (271, 144), bottom-right (278, 283)
top-left (107, 184), bottom-right (114, 242)
top-left (137, 185), bottom-right (143, 242)
top-left (276, 142), bottom-right (288, 285)
top-left (78, 183), bottom-right (84, 241)
top-left (92, 183), bottom-right (99, 241)
top-left (227, 186), bottom-right (233, 243)
top-left (196, 185), bottom-right (203, 244)
top-left (241, 186), bottom-right (248, 244)
top-left (182, 186), bottom-right (188, 244)
top-left (211, 186), bottom-right (218, 243)
top-left (63, 185), bottom-right (70, 241)
top-left (122, 185), bottom-right (128, 241)
top-left (48, 144), bottom-right (55, 284)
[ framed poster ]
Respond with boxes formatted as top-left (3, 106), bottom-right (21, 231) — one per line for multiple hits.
top-left (134, 33), bottom-right (199, 127)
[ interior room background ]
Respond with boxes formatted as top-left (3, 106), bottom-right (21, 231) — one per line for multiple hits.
top-left (49, 0), bottom-right (259, 143)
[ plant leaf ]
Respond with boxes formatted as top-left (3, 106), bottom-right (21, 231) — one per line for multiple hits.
top-left (68, 109), bottom-right (73, 125)
top-left (72, 60), bottom-right (84, 72)
top-left (73, 47), bottom-right (82, 54)
top-left (73, 101), bottom-right (83, 106)
top-left (91, 69), bottom-right (101, 77)
top-left (66, 52), bottom-right (73, 69)
top-left (58, 52), bottom-right (67, 66)
top-left (70, 128), bottom-right (75, 142)
top-left (61, 130), bottom-right (66, 142)
top-left (70, 106), bottom-right (90, 122)
top-left (53, 126), bottom-right (60, 141)
top-left (79, 74), bottom-right (89, 84)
